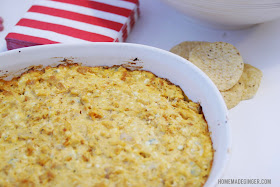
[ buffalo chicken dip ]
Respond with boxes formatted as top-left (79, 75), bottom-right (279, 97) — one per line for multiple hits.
top-left (0, 64), bottom-right (213, 186)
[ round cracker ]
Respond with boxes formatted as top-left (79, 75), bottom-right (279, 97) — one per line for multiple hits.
top-left (170, 41), bottom-right (208, 60)
top-left (221, 80), bottom-right (244, 109)
top-left (189, 42), bottom-right (244, 91)
top-left (240, 63), bottom-right (263, 100)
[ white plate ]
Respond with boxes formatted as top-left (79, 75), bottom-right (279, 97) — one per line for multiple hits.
top-left (0, 43), bottom-right (231, 187)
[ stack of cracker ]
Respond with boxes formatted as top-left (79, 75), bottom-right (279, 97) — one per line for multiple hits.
top-left (170, 41), bottom-right (263, 109)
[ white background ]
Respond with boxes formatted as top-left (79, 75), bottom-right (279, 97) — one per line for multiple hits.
top-left (1, 0), bottom-right (280, 186)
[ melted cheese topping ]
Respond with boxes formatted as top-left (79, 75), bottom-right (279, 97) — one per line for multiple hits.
top-left (0, 65), bottom-right (213, 187)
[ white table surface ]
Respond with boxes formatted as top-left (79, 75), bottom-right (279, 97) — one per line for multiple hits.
top-left (1, 0), bottom-right (280, 186)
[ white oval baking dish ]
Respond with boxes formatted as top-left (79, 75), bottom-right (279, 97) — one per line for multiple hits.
top-left (0, 43), bottom-right (231, 187)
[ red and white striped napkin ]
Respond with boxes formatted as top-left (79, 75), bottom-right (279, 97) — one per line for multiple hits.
top-left (5, 0), bottom-right (139, 50)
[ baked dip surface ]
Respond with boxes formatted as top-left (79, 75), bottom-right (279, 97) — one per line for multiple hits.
top-left (0, 64), bottom-right (213, 187)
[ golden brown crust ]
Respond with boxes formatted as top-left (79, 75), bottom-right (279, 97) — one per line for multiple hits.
top-left (0, 64), bottom-right (213, 186)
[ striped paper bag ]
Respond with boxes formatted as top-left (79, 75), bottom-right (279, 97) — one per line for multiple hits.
top-left (5, 0), bottom-right (139, 50)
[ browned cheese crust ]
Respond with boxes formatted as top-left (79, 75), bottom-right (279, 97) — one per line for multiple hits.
top-left (0, 64), bottom-right (213, 187)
